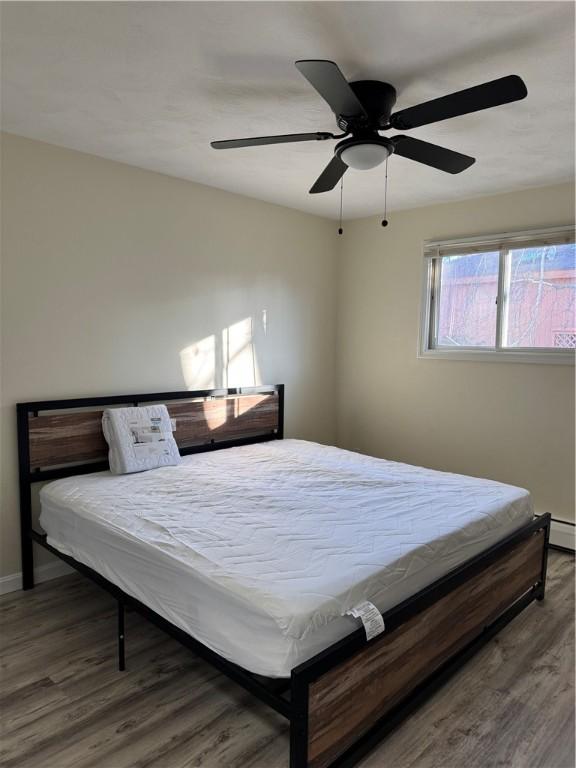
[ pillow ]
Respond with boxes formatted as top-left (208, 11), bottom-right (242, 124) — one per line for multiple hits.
top-left (102, 404), bottom-right (181, 475)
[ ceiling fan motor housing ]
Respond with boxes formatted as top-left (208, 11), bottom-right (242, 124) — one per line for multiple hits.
top-left (337, 81), bottom-right (397, 131)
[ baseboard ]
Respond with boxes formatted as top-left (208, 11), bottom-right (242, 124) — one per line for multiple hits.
top-left (0, 560), bottom-right (74, 596)
top-left (550, 519), bottom-right (575, 552)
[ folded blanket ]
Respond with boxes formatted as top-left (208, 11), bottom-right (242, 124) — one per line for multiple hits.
top-left (102, 405), bottom-right (181, 475)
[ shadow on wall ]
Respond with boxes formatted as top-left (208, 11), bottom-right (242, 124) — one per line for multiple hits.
top-left (180, 315), bottom-right (264, 390)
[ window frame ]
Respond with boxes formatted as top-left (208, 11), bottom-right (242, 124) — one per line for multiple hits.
top-left (419, 225), bottom-right (576, 365)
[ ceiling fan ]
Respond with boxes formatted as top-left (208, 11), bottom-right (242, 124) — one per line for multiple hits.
top-left (210, 60), bottom-right (527, 194)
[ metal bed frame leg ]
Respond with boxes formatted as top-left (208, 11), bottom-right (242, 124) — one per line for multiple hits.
top-left (289, 674), bottom-right (309, 768)
top-left (17, 405), bottom-right (35, 590)
top-left (536, 516), bottom-right (551, 601)
top-left (20, 526), bottom-right (34, 591)
top-left (118, 601), bottom-right (126, 671)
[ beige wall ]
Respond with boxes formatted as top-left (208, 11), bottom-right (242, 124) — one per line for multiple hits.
top-left (0, 133), bottom-right (337, 577)
top-left (1, 134), bottom-right (573, 582)
top-left (336, 182), bottom-right (575, 524)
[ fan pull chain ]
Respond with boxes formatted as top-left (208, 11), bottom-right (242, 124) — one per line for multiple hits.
top-left (338, 177), bottom-right (344, 235)
top-left (382, 155), bottom-right (389, 228)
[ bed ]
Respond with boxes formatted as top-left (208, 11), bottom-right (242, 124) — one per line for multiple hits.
top-left (17, 385), bottom-right (550, 768)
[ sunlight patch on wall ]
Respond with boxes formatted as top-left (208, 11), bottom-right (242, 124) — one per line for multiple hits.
top-left (180, 334), bottom-right (216, 390)
top-left (223, 317), bottom-right (261, 388)
top-left (180, 317), bottom-right (262, 393)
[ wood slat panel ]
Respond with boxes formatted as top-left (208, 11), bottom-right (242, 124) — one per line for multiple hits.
top-left (28, 393), bottom-right (278, 469)
top-left (28, 412), bottom-right (107, 468)
top-left (168, 394), bottom-right (278, 448)
top-left (307, 530), bottom-right (545, 768)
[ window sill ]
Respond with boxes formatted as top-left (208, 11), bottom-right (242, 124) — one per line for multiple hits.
top-left (418, 347), bottom-right (575, 365)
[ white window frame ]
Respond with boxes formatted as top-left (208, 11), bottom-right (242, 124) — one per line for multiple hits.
top-left (419, 225), bottom-right (576, 365)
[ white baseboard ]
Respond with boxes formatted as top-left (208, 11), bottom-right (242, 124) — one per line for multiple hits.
top-left (0, 560), bottom-right (74, 596)
top-left (550, 519), bottom-right (575, 551)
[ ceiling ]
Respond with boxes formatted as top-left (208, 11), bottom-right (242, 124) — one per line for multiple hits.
top-left (1, 1), bottom-right (574, 219)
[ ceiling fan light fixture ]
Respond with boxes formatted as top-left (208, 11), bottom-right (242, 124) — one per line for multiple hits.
top-left (339, 140), bottom-right (391, 170)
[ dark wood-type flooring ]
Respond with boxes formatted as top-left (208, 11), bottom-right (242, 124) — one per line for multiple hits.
top-left (1, 551), bottom-right (573, 768)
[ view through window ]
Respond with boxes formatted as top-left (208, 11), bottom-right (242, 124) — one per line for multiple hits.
top-left (426, 232), bottom-right (575, 357)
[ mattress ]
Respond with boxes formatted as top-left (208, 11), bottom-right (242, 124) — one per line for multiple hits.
top-left (39, 439), bottom-right (533, 677)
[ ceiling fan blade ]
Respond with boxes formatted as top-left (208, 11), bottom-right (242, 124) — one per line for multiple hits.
top-left (211, 132), bottom-right (334, 149)
top-left (392, 136), bottom-right (475, 174)
top-left (295, 60), bottom-right (368, 118)
top-left (309, 155), bottom-right (348, 194)
top-left (390, 75), bottom-right (527, 130)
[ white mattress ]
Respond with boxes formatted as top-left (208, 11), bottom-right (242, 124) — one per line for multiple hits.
top-left (39, 439), bottom-right (533, 677)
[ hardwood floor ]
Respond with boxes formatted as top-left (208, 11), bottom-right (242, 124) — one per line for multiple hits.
top-left (1, 551), bottom-right (573, 768)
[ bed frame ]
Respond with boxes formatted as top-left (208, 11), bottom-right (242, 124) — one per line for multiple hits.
top-left (17, 385), bottom-right (550, 768)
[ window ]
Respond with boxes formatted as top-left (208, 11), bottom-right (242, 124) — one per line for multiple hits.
top-left (420, 227), bottom-right (576, 363)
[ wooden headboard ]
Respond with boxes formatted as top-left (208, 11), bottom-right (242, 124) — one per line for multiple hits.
top-left (17, 385), bottom-right (283, 591)
top-left (17, 385), bottom-right (284, 482)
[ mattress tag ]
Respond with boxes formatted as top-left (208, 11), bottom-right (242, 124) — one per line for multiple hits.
top-left (131, 426), bottom-right (168, 444)
top-left (346, 601), bottom-right (385, 641)
top-left (133, 442), bottom-right (171, 458)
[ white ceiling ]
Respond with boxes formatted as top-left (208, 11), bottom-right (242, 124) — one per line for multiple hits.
top-left (1, 1), bottom-right (574, 219)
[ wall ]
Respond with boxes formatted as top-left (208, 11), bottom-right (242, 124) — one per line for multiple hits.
top-left (0, 133), bottom-right (337, 579)
top-left (337, 182), bottom-right (575, 525)
top-left (1, 134), bottom-right (573, 585)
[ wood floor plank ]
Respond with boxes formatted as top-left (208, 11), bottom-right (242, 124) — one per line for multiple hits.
top-left (0, 576), bottom-right (111, 644)
top-left (0, 551), bottom-right (573, 768)
top-left (1, 666), bottom-right (218, 767)
top-left (0, 677), bottom-right (69, 734)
